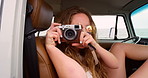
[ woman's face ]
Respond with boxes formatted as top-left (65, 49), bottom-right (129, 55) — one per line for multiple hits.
top-left (71, 13), bottom-right (90, 32)
top-left (71, 13), bottom-right (91, 49)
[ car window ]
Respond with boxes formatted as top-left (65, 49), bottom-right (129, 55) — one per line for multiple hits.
top-left (92, 15), bottom-right (128, 39)
top-left (116, 16), bottom-right (128, 39)
top-left (131, 4), bottom-right (148, 38)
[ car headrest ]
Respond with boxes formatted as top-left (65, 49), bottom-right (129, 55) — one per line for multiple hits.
top-left (28, 0), bottom-right (53, 31)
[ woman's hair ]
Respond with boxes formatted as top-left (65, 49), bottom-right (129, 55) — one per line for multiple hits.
top-left (55, 6), bottom-right (96, 38)
top-left (55, 6), bottom-right (107, 78)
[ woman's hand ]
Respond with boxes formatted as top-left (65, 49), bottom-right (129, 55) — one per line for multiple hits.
top-left (45, 23), bottom-right (62, 47)
top-left (80, 32), bottom-right (97, 47)
top-left (72, 31), bottom-right (97, 48)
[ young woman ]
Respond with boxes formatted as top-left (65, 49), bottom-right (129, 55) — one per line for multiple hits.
top-left (45, 6), bottom-right (118, 78)
top-left (108, 43), bottom-right (148, 78)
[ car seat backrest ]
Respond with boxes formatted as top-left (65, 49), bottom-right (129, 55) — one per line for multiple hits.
top-left (28, 0), bottom-right (53, 31)
top-left (36, 37), bottom-right (58, 78)
top-left (28, 0), bottom-right (58, 78)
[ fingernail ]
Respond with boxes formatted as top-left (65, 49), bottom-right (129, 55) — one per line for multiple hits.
top-left (80, 41), bottom-right (82, 44)
top-left (59, 41), bottom-right (61, 44)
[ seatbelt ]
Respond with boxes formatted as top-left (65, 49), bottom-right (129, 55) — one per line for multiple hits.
top-left (23, 3), bottom-right (40, 78)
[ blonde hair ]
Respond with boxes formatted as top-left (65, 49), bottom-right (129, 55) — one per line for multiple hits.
top-left (55, 6), bottom-right (107, 78)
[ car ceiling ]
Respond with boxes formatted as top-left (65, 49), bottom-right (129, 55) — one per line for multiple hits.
top-left (45, 0), bottom-right (148, 15)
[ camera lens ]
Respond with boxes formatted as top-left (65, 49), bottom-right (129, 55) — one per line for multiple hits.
top-left (64, 29), bottom-right (77, 40)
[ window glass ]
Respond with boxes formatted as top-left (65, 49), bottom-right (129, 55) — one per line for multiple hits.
top-left (131, 4), bottom-right (148, 38)
top-left (92, 15), bottom-right (128, 39)
top-left (117, 16), bottom-right (128, 39)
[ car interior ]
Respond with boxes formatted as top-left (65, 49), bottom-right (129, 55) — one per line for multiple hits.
top-left (24, 0), bottom-right (58, 78)
top-left (24, 0), bottom-right (148, 78)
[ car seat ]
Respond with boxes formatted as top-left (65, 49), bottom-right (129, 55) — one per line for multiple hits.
top-left (27, 0), bottom-right (58, 78)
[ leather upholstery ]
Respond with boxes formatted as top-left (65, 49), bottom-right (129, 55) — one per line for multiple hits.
top-left (28, 0), bottom-right (53, 31)
top-left (28, 0), bottom-right (58, 78)
top-left (36, 37), bottom-right (58, 78)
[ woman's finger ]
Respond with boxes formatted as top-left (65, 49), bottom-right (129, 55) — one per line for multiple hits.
top-left (51, 32), bottom-right (61, 44)
top-left (46, 32), bottom-right (56, 46)
top-left (49, 23), bottom-right (62, 38)
top-left (80, 32), bottom-right (85, 44)
top-left (80, 32), bottom-right (89, 43)
top-left (50, 23), bottom-right (61, 29)
top-left (84, 39), bottom-right (92, 46)
top-left (46, 29), bottom-right (61, 46)
top-left (55, 27), bottom-right (62, 38)
top-left (82, 36), bottom-right (90, 46)
top-left (50, 27), bottom-right (62, 38)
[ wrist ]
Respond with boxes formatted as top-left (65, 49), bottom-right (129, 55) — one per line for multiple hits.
top-left (91, 41), bottom-right (98, 48)
top-left (46, 44), bottom-right (56, 50)
top-left (45, 37), bottom-right (56, 47)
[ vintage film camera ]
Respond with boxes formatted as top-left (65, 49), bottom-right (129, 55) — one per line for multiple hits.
top-left (58, 25), bottom-right (82, 43)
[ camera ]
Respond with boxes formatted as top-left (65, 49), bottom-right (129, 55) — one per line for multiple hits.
top-left (58, 25), bottom-right (82, 43)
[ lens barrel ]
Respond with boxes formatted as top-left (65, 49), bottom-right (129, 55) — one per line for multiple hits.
top-left (63, 29), bottom-right (77, 40)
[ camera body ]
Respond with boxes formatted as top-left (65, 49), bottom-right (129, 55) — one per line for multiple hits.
top-left (58, 25), bottom-right (82, 43)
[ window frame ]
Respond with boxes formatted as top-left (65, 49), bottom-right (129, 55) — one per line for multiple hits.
top-left (0, 0), bottom-right (4, 29)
